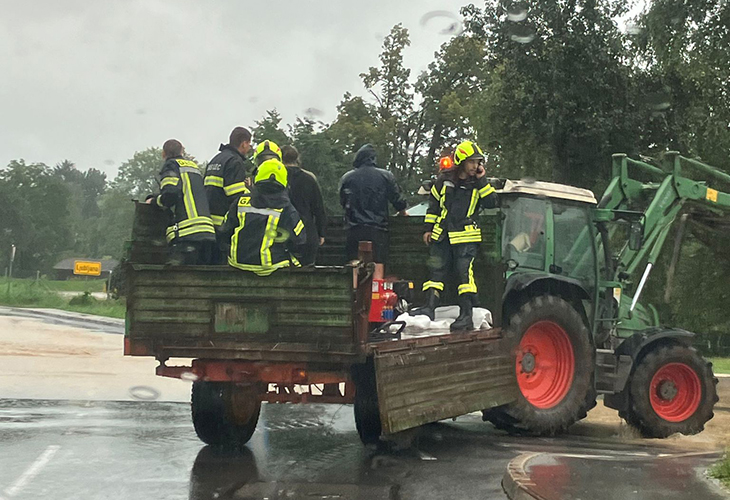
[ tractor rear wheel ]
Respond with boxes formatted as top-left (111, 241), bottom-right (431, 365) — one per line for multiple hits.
top-left (626, 344), bottom-right (717, 438)
top-left (483, 295), bottom-right (595, 435)
top-left (191, 381), bottom-right (261, 449)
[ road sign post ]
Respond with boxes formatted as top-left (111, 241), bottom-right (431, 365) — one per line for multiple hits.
top-left (7, 244), bottom-right (16, 296)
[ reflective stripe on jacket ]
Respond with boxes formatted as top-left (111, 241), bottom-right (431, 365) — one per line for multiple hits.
top-left (424, 172), bottom-right (497, 244)
top-left (219, 190), bottom-right (306, 276)
top-left (204, 144), bottom-right (252, 226)
top-left (156, 158), bottom-right (215, 243)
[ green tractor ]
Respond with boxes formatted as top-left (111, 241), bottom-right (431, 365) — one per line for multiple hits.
top-left (482, 152), bottom-right (722, 437)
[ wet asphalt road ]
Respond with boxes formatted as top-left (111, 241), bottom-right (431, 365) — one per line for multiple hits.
top-left (0, 308), bottom-right (726, 500)
top-left (0, 398), bottom-right (725, 500)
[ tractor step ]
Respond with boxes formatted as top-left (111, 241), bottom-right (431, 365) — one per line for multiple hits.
top-left (595, 349), bottom-right (633, 394)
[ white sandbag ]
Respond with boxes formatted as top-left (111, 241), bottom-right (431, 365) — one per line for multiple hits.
top-left (393, 306), bottom-right (492, 337)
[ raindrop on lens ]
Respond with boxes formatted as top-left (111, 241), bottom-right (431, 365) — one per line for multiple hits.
top-left (625, 23), bottom-right (642, 35)
top-left (644, 91), bottom-right (671, 111)
top-left (420, 10), bottom-right (464, 36)
top-left (509, 24), bottom-right (536, 44)
top-left (303, 107), bottom-right (324, 119)
top-left (504, 2), bottom-right (528, 22)
top-left (128, 385), bottom-right (161, 401)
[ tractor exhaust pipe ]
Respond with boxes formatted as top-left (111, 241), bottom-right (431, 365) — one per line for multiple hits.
top-left (630, 263), bottom-right (653, 312)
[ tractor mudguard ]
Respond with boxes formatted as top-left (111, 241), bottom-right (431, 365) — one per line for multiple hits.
top-left (504, 273), bottom-right (591, 301)
top-left (602, 327), bottom-right (695, 412)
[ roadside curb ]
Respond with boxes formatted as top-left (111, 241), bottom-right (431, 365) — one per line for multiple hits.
top-left (502, 452), bottom-right (544, 500)
top-left (0, 306), bottom-right (124, 330)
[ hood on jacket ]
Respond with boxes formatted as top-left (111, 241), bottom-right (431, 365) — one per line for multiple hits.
top-left (353, 144), bottom-right (377, 168)
top-left (253, 183), bottom-right (289, 208)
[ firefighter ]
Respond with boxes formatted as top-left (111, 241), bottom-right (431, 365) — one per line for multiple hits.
top-left (252, 140), bottom-right (282, 169)
top-left (152, 139), bottom-right (217, 265)
top-left (204, 127), bottom-right (253, 263)
top-left (204, 127), bottom-right (253, 227)
top-left (410, 141), bottom-right (497, 331)
top-left (218, 158), bottom-right (306, 276)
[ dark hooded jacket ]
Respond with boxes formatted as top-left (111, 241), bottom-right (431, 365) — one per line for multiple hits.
top-left (338, 144), bottom-right (407, 229)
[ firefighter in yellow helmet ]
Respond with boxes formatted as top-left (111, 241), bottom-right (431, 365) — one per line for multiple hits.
top-left (410, 141), bottom-right (497, 330)
top-left (218, 158), bottom-right (306, 276)
top-left (253, 140), bottom-right (283, 166)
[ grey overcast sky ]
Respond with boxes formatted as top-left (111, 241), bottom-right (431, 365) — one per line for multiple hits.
top-left (0, 0), bottom-right (469, 177)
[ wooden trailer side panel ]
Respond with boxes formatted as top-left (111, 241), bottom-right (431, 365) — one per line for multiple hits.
top-left (126, 265), bottom-right (360, 364)
top-left (373, 333), bottom-right (518, 434)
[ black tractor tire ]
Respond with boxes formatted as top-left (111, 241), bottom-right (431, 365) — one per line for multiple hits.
top-left (483, 295), bottom-right (595, 435)
top-left (352, 362), bottom-right (382, 445)
top-left (626, 344), bottom-right (718, 438)
top-left (191, 381), bottom-right (261, 450)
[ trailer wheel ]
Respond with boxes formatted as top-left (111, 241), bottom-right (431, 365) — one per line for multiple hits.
top-left (191, 382), bottom-right (261, 449)
top-left (626, 344), bottom-right (718, 438)
top-left (352, 362), bottom-right (382, 445)
top-left (483, 295), bottom-right (595, 435)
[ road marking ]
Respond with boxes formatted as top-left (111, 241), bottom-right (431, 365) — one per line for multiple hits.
top-left (1, 445), bottom-right (60, 499)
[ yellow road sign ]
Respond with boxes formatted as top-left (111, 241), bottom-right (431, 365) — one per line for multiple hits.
top-left (74, 260), bottom-right (102, 276)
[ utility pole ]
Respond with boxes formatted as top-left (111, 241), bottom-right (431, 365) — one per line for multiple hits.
top-left (7, 244), bottom-right (15, 296)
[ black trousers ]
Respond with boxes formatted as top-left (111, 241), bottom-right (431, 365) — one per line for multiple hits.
top-left (422, 239), bottom-right (478, 296)
top-left (211, 232), bottom-right (229, 265)
top-left (345, 225), bottom-right (389, 263)
top-left (298, 239), bottom-right (319, 267)
top-left (168, 239), bottom-right (217, 265)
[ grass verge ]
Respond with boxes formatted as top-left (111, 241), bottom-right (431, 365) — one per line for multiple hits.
top-left (0, 278), bottom-right (124, 319)
top-left (710, 452), bottom-right (730, 489)
top-left (711, 358), bottom-right (730, 375)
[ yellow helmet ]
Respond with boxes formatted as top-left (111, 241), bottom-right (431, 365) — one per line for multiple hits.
top-left (253, 140), bottom-right (282, 165)
top-left (453, 141), bottom-right (485, 166)
top-left (254, 158), bottom-right (288, 188)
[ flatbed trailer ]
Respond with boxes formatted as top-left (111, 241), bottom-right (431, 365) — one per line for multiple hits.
top-left (124, 202), bottom-right (517, 445)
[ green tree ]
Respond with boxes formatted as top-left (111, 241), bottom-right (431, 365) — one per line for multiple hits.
top-left (0, 160), bottom-right (73, 275)
top-left (460, 0), bottom-right (640, 187)
top-left (415, 35), bottom-right (490, 171)
top-left (252, 110), bottom-right (291, 147)
top-left (330, 24), bottom-right (426, 195)
top-left (289, 118), bottom-right (350, 214)
top-left (112, 147), bottom-right (163, 198)
top-left (634, 0), bottom-right (730, 170)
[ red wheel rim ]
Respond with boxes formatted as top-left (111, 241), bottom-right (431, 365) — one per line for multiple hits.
top-left (516, 321), bottom-right (575, 409)
top-left (649, 363), bottom-right (701, 422)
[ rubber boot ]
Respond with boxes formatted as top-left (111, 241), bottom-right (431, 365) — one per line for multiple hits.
top-left (409, 289), bottom-right (440, 321)
top-left (450, 294), bottom-right (474, 331)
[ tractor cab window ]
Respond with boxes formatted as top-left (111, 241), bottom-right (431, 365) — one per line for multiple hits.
top-left (553, 202), bottom-right (596, 284)
top-left (501, 196), bottom-right (547, 271)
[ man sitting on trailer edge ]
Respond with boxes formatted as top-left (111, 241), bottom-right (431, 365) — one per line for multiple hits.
top-left (147, 139), bottom-right (217, 265)
top-left (218, 157), bottom-right (306, 275)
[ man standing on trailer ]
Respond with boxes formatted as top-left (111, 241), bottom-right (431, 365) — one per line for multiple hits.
top-left (151, 139), bottom-right (217, 265)
top-left (339, 143), bottom-right (407, 279)
top-left (204, 127), bottom-right (254, 263)
top-left (282, 145), bottom-right (327, 266)
top-left (410, 141), bottom-right (497, 331)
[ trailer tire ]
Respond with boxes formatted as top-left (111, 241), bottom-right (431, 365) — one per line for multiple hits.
top-left (353, 362), bottom-right (382, 445)
top-left (626, 344), bottom-right (717, 438)
top-left (483, 295), bottom-right (595, 435)
top-left (191, 381), bottom-right (261, 450)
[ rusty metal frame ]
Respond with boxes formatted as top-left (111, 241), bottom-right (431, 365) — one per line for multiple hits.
top-left (156, 359), bottom-right (355, 404)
